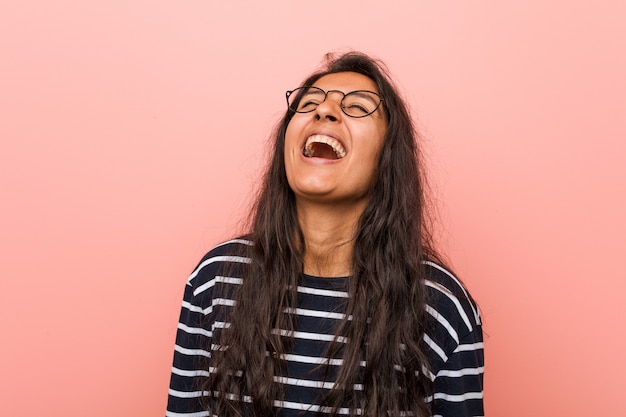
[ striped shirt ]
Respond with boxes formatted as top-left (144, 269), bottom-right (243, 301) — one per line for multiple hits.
top-left (167, 239), bottom-right (484, 417)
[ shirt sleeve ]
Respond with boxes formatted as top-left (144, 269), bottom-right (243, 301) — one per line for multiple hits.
top-left (166, 240), bottom-right (251, 417)
top-left (431, 316), bottom-right (485, 417)
top-left (421, 261), bottom-right (485, 417)
top-left (166, 279), bottom-right (212, 417)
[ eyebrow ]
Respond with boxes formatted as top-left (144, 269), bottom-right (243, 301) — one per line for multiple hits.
top-left (302, 88), bottom-right (325, 95)
top-left (299, 89), bottom-right (325, 100)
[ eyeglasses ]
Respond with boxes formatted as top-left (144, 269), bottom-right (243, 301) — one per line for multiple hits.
top-left (286, 86), bottom-right (384, 118)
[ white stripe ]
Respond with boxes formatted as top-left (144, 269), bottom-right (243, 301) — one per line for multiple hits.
top-left (423, 261), bottom-right (481, 325)
top-left (168, 388), bottom-right (208, 398)
top-left (181, 300), bottom-right (204, 314)
top-left (188, 256), bottom-right (250, 284)
top-left (274, 400), bottom-right (356, 415)
top-left (214, 238), bottom-right (253, 248)
top-left (275, 376), bottom-right (364, 390)
top-left (418, 365), bottom-right (437, 382)
top-left (285, 307), bottom-right (348, 320)
top-left (437, 366), bottom-right (485, 378)
top-left (279, 352), bottom-right (347, 366)
top-left (423, 333), bottom-right (448, 362)
top-left (273, 328), bottom-right (347, 343)
top-left (193, 274), bottom-right (244, 297)
top-left (172, 366), bottom-right (210, 377)
top-left (211, 343), bottom-right (228, 352)
top-left (424, 279), bottom-right (473, 333)
top-left (425, 304), bottom-right (459, 344)
top-left (454, 341), bottom-right (485, 352)
top-left (174, 344), bottom-right (211, 358)
top-left (178, 322), bottom-right (212, 337)
top-left (433, 391), bottom-right (484, 402)
top-left (188, 255), bottom-right (249, 286)
top-left (297, 285), bottom-right (348, 298)
top-left (213, 391), bottom-right (253, 402)
top-left (212, 298), bottom-right (236, 308)
top-left (183, 297), bottom-right (236, 316)
top-left (216, 275), bottom-right (244, 284)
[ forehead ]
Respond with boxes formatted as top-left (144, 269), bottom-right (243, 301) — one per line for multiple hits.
top-left (312, 72), bottom-right (379, 94)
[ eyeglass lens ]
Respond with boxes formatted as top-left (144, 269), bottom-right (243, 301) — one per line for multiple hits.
top-left (287, 87), bottom-right (381, 118)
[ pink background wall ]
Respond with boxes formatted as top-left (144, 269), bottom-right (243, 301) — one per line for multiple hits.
top-left (1, 1), bottom-right (624, 415)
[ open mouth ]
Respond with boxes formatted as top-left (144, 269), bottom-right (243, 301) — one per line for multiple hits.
top-left (303, 135), bottom-right (346, 159)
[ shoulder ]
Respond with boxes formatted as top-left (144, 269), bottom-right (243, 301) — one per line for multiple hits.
top-left (422, 260), bottom-right (481, 329)
top-left (195, 237), bottom-right (252, 263)
top-left (185, 237), bottom-right (253, 300)
top-left (421, 261), bottom-right (483, 370)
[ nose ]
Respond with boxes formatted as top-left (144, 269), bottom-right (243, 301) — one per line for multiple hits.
top-left (315, 91), bottom-right (343, 122)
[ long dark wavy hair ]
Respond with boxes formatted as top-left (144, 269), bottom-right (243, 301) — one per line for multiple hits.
top-left (200, 52), bottom-right (443, 417)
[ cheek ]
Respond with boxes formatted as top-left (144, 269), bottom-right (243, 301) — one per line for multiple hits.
top-left (364, 130), bottom-right (386, 163)
top-left (360, 137), bottom-right (385, 180)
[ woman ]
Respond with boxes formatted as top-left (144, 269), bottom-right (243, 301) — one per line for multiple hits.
top-left (167, 52), bottom-right (484, 417)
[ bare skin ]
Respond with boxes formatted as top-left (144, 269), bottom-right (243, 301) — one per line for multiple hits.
top-left (284, 72), bottom-right (387, 277)
top-left (298, 200), bottom-right (364, 277)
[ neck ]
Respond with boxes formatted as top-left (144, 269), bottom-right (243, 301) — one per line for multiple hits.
top-left (296, 200), bottom-right (366, 277)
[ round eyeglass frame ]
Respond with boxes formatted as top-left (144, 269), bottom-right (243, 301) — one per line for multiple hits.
top-left (286, 86), bottom-right (385, 118)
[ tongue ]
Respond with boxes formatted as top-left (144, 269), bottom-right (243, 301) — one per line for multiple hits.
top-left (307, 142), bottom-right (338, 159)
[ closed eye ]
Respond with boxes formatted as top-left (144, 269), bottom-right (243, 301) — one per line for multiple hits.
top-left (298, 99), bottom-right (321, 111)
top-left (343, 103), bottom-right (371, 116)
top-left (344, 103), bottom-right (369, 114)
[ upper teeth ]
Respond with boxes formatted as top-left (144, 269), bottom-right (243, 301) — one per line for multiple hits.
top-left (304, 135), bottom-right (347, 159)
